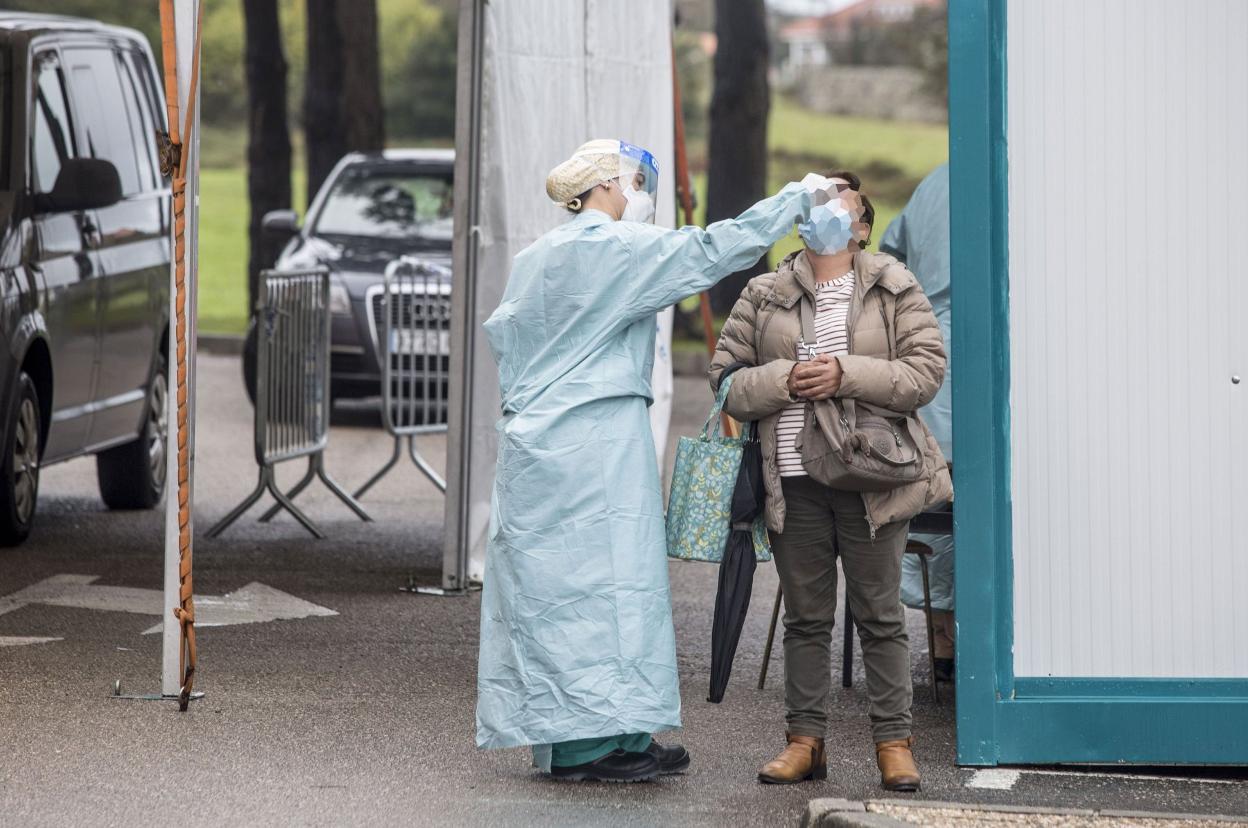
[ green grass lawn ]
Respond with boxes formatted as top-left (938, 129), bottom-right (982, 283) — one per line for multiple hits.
top-left (767, 97), bottom-right (947, 267)
top-left (198, 149), bottom-right (306, 334)
top-left (769, 96), bottom-right (949, 183)
top-left (195, 103), bottom-right (946, 335)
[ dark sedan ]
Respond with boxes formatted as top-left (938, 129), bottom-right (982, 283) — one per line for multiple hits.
top-left (245, 149), bottom-right (453, 402)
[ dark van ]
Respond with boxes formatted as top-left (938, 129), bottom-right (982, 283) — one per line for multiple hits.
top-left (0, 14), bottom-right (171, 545)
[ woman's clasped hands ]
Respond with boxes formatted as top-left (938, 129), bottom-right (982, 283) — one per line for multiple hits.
top-left (787, 354), bottom-right (843, 401)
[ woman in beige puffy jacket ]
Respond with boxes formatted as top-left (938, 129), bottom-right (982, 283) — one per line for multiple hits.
top-left (709, 171), bottom-right (950, 792)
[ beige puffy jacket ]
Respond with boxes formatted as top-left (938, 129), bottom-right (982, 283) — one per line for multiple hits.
top-left (709, 249), bottom-right (953, 535)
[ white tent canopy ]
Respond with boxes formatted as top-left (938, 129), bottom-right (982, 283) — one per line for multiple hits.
top-left (444, 0), bottom-right (677, 588)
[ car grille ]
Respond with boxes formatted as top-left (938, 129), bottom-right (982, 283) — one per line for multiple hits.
top-left (369, 289), bottom-right (452, 339)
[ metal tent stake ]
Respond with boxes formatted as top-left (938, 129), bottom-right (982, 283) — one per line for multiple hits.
top-left (112, 679), bottom-right (205, 704)
top-left (399, 575), bottom-right (481, 598)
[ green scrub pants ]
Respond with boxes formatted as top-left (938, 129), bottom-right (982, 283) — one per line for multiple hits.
top-left (551, 733), bottom-right (651, 768)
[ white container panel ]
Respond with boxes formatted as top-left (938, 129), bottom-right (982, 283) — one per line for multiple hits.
top-left (1007, 0), bottom-right (1248, 677)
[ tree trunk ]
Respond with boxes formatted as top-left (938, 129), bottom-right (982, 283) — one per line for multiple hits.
top-left (338, 1), bottom-right (385, 154)
top-left (304, 0), bottom-right (385, 205)
top-left (303, 0), bottom-right (344, 204)
top-left (705, 0), bottom-right (771, 314)
top-left (242, 0), bottom-right (292, 316)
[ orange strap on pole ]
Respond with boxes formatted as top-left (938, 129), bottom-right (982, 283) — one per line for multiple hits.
top-left (158, 0), bottom-right (202, 711)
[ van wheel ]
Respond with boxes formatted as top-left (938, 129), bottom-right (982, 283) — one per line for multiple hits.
top-left (97, 352), bottom-right (168, 510)
top-left (1, 373), bottom-right (41, 546)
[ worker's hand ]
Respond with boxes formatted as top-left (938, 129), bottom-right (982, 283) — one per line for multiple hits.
top-left (799, 172), bottom-right (832, 194)
top-left (790, 354), bottom-right (843, 400)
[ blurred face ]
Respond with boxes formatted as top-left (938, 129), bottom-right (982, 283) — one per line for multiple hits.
top-left (801, 178), bottom-right (870, 255)
top-left (829, 181), bottom-right (870, 248)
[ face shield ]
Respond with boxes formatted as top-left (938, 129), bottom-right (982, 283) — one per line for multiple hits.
top-left (614, 141), bottom-right (660, 224)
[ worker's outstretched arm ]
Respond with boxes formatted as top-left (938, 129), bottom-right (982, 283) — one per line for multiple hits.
top-left (617, 181), bottom-right (815, 321)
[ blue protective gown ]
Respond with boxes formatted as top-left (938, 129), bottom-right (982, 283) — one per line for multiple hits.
top-left (477, 184), bottom-right (811, 766)
top-left (880, 165), bottom-right (954, 612)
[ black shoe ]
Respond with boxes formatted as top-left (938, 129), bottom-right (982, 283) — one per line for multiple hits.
top-left (549, 749), bottom-right (660, 783)
top-left (934, 658), bottom-right (955, 683)
top-left (646, 739), bottom-right (691, 775)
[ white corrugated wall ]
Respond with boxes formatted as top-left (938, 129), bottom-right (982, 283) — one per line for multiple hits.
top-left (1007, 0), bottom-right (1248, 677)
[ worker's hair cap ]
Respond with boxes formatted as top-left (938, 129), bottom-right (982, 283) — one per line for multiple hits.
top-left (545, 139), bottom-right (623, 209)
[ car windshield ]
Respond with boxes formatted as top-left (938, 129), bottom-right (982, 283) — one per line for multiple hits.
top-left (313, 166), bottom-right (453, 242)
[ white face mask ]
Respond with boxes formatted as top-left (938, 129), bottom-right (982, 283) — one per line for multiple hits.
top-left (621, 184), bottom-right (656, 224)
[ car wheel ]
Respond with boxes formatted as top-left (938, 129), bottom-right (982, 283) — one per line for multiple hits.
top-left (242, 319), bottom-right (257, 406)
top-left (0, 373), bottom-right (41, 546)
top-left (97, 351), bottom-right (168, 510)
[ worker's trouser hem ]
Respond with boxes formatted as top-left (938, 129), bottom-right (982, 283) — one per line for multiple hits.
top-left (549, 732), bottom-right (651, 768)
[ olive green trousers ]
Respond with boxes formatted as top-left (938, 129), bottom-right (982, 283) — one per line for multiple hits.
top-left (771, 476), bottom-right (913, 743)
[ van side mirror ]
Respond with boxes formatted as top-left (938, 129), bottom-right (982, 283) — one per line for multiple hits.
top-left (261, 209), bottom-right (300, 240)
top-left (33, 158), bottom-right (123, 213)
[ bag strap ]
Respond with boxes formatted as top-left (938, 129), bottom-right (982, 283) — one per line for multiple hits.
top-left (903, 413), bottom-right (927, 456)
top-left (800, 293), bottom-right (854, 427)
top-left (798, 294), bottom-right (816, 352)
top-left (840, 396), bottom-right (858, 430)
top-left (700, 373), bottom-right (734, 439)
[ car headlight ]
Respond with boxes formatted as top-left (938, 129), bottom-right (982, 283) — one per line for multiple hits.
top-left (329, 280), bottom-right (351, 315)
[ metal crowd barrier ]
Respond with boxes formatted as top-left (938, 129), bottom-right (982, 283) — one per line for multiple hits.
top-left (207, 267), bottom-right (370, 539)
top-left (354, 256), bottom-right (450, 498)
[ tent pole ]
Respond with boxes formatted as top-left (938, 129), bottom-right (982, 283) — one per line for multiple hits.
top-left (440, 0), bottom-right (487, 594)
top-left (160, 0), bottom-right (202, 704)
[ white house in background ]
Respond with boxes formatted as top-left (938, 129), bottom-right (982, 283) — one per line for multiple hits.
top-left (777, 0), bottom-right (944, 84)
top-left (777, 15), bottom-right (831, 84)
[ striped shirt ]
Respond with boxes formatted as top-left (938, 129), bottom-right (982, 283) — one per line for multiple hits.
top-left (776, 272), bottom-right (855, 477)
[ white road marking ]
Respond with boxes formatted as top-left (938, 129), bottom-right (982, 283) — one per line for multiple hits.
top-left (0, 574), bottom-right (337, 642)
top-left (1020, 767), bottom-right (1244, 786)
top-left (140, 581), bottom-right (337, 634)
top-left (967, 769), bottom-right (1022, 789)
top-left (967, 767), bottom-right (1244, 788)
top-left (0, 636), bottom-right (63, 647)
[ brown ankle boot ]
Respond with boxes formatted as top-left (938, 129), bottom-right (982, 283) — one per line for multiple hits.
top-left (757, 733), bottom-right (827, 785)
top-left (875, 736), bottom-right (921, 792)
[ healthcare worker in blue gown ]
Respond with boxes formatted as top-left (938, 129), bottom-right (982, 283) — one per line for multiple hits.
top-left (879, 164), bottom-right (956, 684)
top-left (477, 138), bottom-right (825, 782)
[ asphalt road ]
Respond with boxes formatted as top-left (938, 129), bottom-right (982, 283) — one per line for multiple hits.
top-left (1, 354), bottom-right (1246, 826)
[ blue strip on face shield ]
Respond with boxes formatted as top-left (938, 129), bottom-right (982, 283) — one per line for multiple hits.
top-left (617, 141), bottom-right (660, 223)
top-left (619, 141), bottom-right (660, 199)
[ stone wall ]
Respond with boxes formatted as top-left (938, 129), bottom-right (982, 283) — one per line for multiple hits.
top-left (795, 65), bottom-right (946, 123)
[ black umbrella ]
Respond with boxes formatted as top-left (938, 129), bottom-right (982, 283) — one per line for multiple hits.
top-left (707, 416), bottom-right (767, 703)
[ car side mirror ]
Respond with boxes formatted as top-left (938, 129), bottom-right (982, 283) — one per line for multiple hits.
top-left (33, 158), bottom-right (123, 213)
top-left (261, 209), bottom-right (300, 239)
